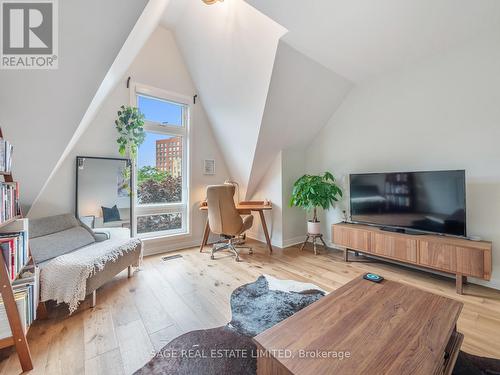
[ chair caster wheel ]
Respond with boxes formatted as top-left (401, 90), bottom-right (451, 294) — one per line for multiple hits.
top-left (235, 257), bottom-right (241, 262)
top-left (211, 255), bottom-right (215, 260)
top-left (249, 248), bottom-right (253, 255)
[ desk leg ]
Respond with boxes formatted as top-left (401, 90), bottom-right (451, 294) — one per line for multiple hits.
top-left (200, 219), bottom-right (210, 253)
top-left (258, 211), bottom-right (273, 253)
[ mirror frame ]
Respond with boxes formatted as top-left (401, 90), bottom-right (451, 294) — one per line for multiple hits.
top-left (75, 156), bottom-right (133, 237)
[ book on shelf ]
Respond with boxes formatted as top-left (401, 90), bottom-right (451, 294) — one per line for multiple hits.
top-left (0, 181), bottom-right (19, 224)
top-left (0, 218), bottom-right (29, 281)
top-left (12, 266), bottom-right (39, 330)
top-left (0, 218), bottom-right (38, 339)
top-left (0, 291), bottom-right (29, 338)
top-left (0, 139), bottom-right (13, 173)
top-left (0, 267), bottom-right (38, 339)
top-left (0, 232), bottom-right (28, 281)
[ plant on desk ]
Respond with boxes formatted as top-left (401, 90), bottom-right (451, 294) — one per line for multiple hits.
top-left (290, 172), bottom-right (343, 235)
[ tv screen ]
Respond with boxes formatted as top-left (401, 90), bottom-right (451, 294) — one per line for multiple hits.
top-left (349, 170), bottom-right (466, 236)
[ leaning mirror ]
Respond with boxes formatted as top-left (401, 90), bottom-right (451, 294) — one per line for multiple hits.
top-left (76, 156), bottom-right (132, 238)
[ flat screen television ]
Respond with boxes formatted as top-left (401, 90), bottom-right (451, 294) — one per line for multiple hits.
top-left (349, 170), bottom-right (466, 237)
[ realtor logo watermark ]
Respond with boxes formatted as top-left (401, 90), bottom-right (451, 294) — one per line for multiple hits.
top-left (0, 0), bottom-right (58, 69)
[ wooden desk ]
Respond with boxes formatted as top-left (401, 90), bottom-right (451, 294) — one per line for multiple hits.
top-left (254, 276), bottom-right (463, 375)
top-left (199, 201), bottom-right (273, 253)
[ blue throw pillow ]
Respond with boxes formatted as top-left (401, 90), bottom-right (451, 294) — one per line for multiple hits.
top-left (101, 205), bottom-right (121, 223)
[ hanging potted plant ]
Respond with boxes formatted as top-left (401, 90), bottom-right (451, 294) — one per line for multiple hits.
top-left (289, 172), bottom-right (343, 235)
top-left (115, 105), bottom-right (146, 161)
top-left (115, 105), bottom-right (145, 193)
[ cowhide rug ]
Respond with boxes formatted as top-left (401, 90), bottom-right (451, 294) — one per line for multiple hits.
top-left (135, 275), bottom-right (500, 375)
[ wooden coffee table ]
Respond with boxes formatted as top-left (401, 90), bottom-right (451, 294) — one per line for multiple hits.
top-left (254, 276), bottom-right (463, 375)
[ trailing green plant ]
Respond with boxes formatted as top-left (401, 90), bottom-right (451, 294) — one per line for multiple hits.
top-left (289, 172), bottom-right (343, 222)
top-left (115, 105), bottom-right (146, 161)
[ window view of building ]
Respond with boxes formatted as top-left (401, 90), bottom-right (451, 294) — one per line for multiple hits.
top-left (134, 88), bottom-right (188, 236)
top-left (155, 137), bottom-right (182, 177)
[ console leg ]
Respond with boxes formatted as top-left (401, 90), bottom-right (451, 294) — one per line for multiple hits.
top-left (128, 265), bottom-right (132, 278)
top-left (344, 248), bottom-right (349, 262)
top-left (456, 274), bottom-right (464, 295)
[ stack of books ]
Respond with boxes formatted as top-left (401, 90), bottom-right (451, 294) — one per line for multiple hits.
top-left (0, 230), bottom-right (28, 281)
top-left (0, 218), bottom-right (37, 338)
top-left (0, 139), bottom-right (13, 174)
top-left (0, 181), bottom-right (19, 224)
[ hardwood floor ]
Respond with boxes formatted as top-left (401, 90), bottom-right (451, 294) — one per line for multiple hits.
top-left (1, 240), bottom-right (500, 374)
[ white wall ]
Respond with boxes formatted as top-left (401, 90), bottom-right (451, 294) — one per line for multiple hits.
top-left (247, 152), bottom-right (283, 247)
top-left (248, 146), bottom-right (307, 248)
top-left (244, 41), bottom-right (351, 248)
top-left (246, 41), bottom-right (351, 198)
top-left (29, 27), bottom-right (230, 254)
top-left (282, 147), bottom-right (307, 246)
top-left (306, 35), bottom-right (500, 288)
top-left (0, 0), bottom-right (147, 212)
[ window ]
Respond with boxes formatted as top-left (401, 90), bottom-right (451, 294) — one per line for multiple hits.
top-left (132, 84), bottom-right (190, 237)
top-left (137, 94), bottom-right (183, 126)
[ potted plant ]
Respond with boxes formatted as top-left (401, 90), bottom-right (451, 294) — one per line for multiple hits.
top-left (289, 172), bottom-right (343, 235)
top-left (115, 105), bottom-right (146, 161)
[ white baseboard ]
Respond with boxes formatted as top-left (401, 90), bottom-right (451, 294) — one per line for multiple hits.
top-left (472, 278), bottom-right (500, 290)
top-left (282, 235), bottom-right (307, 248)
top-left (143, 237), bottom-right (202, 256)
top-left (246, 231), bottom-right (282, 248)
top-left (245, 232), bottom-right (307, 249)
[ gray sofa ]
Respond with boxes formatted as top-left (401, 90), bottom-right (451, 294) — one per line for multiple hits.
top-left (29, 214), bottom-right (141, 309)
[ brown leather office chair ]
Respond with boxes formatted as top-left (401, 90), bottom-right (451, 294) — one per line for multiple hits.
top-left (206, 184), bottom-right (253, 261)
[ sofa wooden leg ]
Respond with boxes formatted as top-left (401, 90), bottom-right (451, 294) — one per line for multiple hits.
top-left (91, 290), bottom-right (96, 308)
top-left (128, 265), bottom-right (132, 278)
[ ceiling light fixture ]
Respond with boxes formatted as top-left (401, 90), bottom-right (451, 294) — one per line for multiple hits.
top-left (202, 0), bottom-right (223, 4)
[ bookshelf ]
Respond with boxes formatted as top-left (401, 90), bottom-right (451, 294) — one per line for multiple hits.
top-left (0, 127), bottom-right (34, 371)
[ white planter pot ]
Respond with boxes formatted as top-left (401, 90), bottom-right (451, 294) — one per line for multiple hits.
top-left (307, 221), bottom-right (321, 235)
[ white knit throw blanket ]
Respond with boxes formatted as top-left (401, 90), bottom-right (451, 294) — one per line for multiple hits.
top-left (39, 238), bottom-right (142, 313)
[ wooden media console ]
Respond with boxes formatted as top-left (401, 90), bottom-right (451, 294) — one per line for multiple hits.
top-left (332, 222), bottom-right (492, 294)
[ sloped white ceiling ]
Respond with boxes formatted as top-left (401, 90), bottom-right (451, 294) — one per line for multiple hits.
top-left (162, 0), bottom-right (287, 196)
top-left (246, 41), bottom-right (352, 198)
top-left (246, 0), bottom-right (500, 82)
top-left (0, 0), bottom-right (147, 211)
top-left (164, 0), bottom-right (500, 200)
